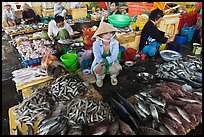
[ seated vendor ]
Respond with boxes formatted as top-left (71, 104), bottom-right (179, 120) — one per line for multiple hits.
top-left (91, 22), bottom-right (122, 87)
top-left (2, 2), bottom-right (16, 27)
top-left (54, 2), bottom-right (67, 20)
top-left (139, 9), bottom-right (174, 57)
top-left (47, 15), bottom-right (74, 42)
top-left (110, 2), bottom-right (121, 15)
top-left (21, 3), bottom-right (40, 24)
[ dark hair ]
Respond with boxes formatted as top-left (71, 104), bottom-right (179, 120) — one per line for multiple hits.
top-left (149, 9), bottom-right (164, 21)
top-left (110, 2), bottom-right (119, 7)
top-left (54, 15), bottom-right (64, 23)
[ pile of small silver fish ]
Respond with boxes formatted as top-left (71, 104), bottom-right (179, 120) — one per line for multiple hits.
top-left (37, 96), bottom-right (114, 135)
top-left (13, 87), bottom-right (54, 127)
top-left (131, 89), bottom-right (166, 125)
top-left (151, 82), bottom-right (202, 135)
top-left (128, 81), bottom-right (202, 135)
top-left (48, 74), bottom-right (88, 101)
top-left (156, 55), bottom-right (202, 88)
top-left (65, 97), bottom-right (114, 126)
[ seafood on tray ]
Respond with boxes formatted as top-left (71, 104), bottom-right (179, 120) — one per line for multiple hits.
top-left (16, 39), bottom-right (56, 60)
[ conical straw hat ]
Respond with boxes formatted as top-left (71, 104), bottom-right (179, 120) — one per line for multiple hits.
top-left (4, 2), bottom-right (11, 7)
top-left (92, 22), bottom-right (120, 39)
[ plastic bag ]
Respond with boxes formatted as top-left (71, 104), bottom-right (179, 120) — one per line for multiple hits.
top-left (180, 23), bottom-right (196, 41)
top-left (41, 51), bottom-right (58, 69)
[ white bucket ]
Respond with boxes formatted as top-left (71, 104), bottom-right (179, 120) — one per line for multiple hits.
top-left (193, 43), bottom-right (202, 55)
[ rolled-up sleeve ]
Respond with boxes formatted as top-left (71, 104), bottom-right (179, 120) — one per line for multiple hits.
top-left (64, 22), bottom-right (74, 36)
top-left (93, 41), bottom-right (104, 64)
top-left (48, 21), bottom-right (53, 38)
top-left (105, 40), bottom-right (119, 64)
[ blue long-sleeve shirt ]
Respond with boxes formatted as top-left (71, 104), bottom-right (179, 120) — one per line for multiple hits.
top-left (54, 3), bottom-right (65, 16)
top-left (91, 38), bottom-right (119, 73)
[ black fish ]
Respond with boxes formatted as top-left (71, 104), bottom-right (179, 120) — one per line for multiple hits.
top-left (190, 77), bottom-right (202, 84)
top-left (14, 126), bottom-right (22, 135)
top-left (27, 124), bottom-right (34, 135)
top-left (115, 91), bottom-right (143, 121)
top-left (110, 98), bottom-right (139, 129)
top-left (155, 76), bottom-right (186, 85)
top-left (174, 73), bottom-right (202, 88)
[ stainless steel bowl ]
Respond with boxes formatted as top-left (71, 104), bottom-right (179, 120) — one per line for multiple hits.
top-left (136, 72), bottom-right (154, 84)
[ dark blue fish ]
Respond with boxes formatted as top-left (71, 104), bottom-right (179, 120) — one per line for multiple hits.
top-left (115, 91), bottom-right (143, 121)
top-left (110, 97), bottom-right (138, 129)
top-left (27, 124), bottom-right (34, 135)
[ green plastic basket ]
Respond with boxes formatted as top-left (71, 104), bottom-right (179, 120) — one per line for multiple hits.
top-left (108, 14), bottom-right (131, 28)
top-left (60, 53), bottom-right (78, 72)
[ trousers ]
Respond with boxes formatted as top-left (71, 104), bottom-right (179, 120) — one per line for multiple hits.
top-left (141, 41), bottom-right (162, 56)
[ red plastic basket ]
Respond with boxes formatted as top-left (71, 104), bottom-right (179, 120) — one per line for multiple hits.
top-left (128, 2), bottom-right (153, 16)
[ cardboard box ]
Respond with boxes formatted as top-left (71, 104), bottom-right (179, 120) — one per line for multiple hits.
top-left (71, 8), bottom-right (87, 20)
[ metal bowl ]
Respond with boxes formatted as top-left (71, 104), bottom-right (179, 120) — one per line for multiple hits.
top-left (160, 50), bottom-right (182, 61)
top-left (82, 69), bottom-right (91, 75)
top-left (136, 72), bottom-right (154, 84)
top-left (124, 61), bottom-right (135, 67)
top-left (57, 39), bottom-right (74, 45)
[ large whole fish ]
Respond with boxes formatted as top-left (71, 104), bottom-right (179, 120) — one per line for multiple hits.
top-left (149, 104), bottom-right (159, 122)
top-left (175, 106), bottom-right (191, 123)
top-left (115, 92), bottom-right (142, 121)
top-left (107, 121), bottom-right (119, 135)
top-left (166, 109), bottom-right (182, 124)
top-left (118, 119), bottom-right (136, 135)
top-left (109, 98), bottom-right (138, 129)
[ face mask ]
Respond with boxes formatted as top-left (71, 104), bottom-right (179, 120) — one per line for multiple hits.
top-left (98, 33), bottom-right (116, 43)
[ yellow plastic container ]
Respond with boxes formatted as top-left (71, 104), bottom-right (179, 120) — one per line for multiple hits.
top-left (71, 8), bottom-right (87, 20)
top-left (130, 22), bottom-right (137, 30)
top-left (9, 106), bottom-right (40, 135)
top-left (159, 43), bottom-right (167, 51)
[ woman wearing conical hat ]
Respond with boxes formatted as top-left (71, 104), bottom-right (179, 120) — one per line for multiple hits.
top-left (2, 2), bottom-right (16, 27)
top-left (21, 3), bottom-right (40, 24)
top-left (91, 22), bottom-right (122, 87)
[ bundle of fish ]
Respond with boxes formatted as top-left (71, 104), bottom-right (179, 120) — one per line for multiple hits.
top-left (48, 74), bottom-right (88, 101)
top-left (109, 93), bottom-right (140, 130)
top-left (65, 97), bottom-right (114, 126)
top-left (156, 55), bottom-right (202, 88)
top-left (37, 97), bottom-right (114, 135)
top-left (13, 87), bottom-right (55, 127)
top-left (12, 67), bottom-right (48, 86)
top-left (130, 89), bottom-right (166, 128)
top-left (150, 82), bottom-right (202, 135)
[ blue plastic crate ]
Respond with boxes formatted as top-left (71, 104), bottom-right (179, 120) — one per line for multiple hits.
top-left (21, 51), bottom-right (59, 67)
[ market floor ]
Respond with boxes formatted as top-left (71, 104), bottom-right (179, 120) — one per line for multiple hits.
top-left (1, 31), bottom-right (202, 135)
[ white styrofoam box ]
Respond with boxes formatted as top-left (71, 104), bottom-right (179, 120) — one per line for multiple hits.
top-left (30, 2), bottom-right (42, 7)
top-left (69, 2), bottom-right (80, 9)
top-left (42, 2), bottom-right (54, 9)
top-left (62, 2), bottom-right (71, 10)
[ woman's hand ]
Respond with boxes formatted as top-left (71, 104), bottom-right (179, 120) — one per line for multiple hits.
top-left (167, 35), bottom-right (174, 42)
top-left (95, 62), bottom-right (104, 74)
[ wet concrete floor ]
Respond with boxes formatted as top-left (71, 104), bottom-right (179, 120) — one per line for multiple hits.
top-left (1, 31), bottom-right (202, 135)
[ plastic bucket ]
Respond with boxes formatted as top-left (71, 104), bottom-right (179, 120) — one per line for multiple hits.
top-left (175, 34), bottom-right (187, 45)
top-left (60, 53), bottom-right (78, 72)
top-left (180, 25), bottom-right (196, 41)
top-left (122, 48), bottom-right (137, 61)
